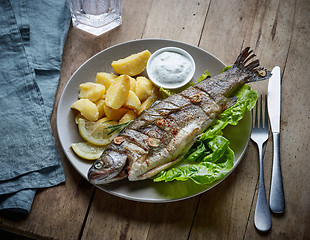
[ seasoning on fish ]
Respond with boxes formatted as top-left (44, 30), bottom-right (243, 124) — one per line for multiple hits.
top-left (88, 47), bottom-right (271, 184)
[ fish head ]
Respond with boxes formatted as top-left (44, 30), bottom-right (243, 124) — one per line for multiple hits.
top-left (88, 150), bottom-right (127, 184)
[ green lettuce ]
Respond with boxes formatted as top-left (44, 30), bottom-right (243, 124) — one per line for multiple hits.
top-left (196, 70), bottom-right (210, 83)
top-left (159, 87), bottom-right (176, 99)
top-left (153, 70), bottom-right (257, 185)
top-left (220, 66), bottom-right (231, 73)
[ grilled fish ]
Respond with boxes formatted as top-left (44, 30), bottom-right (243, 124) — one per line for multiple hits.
top-left (88, 47), bottom-right (271, 184)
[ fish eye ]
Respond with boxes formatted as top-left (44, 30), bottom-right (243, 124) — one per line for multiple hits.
top-left (94, 161), bottom-right (103, 169)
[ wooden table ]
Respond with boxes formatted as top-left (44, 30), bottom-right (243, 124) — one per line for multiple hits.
top-left (1, 0), bottom-right (309, 239)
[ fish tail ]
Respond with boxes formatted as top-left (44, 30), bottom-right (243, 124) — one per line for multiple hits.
top-left (233, 47), bottom-right (271, 82)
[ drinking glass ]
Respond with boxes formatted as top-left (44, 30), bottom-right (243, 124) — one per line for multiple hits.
top-left (69, 0), bottom-right (123, 36)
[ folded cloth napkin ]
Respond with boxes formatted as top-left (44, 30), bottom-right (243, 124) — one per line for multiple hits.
top-left (0, 0), bottom-right (71, 213)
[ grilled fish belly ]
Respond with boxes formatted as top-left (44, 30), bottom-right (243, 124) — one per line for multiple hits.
top-left (88, 47), bottom-right (271, 184)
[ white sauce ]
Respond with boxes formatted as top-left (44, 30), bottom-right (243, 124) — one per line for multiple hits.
top-left (148, 51), bottom-right (194, 88)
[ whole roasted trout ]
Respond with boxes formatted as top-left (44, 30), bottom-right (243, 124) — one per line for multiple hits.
top-left (88, 47), bottom-right (271, 184)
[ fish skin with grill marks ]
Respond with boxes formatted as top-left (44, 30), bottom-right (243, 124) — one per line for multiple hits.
top-left (88, 47), bottom-right (271, 184)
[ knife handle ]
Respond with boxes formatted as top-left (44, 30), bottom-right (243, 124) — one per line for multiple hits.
top-left (269, 132), bottom-right (285, 213)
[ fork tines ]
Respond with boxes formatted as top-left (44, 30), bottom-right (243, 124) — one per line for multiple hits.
top-left (253, 95), bottom-right (269, 129)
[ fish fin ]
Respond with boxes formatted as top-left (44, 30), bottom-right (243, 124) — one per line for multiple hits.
top-left (130, 156), bottom-right (184, 181)
top-left (233, 47), bottom-right (271, 82)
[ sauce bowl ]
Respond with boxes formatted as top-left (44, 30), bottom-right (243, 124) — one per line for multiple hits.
top-left (146, 47), bottom-right (196, 89)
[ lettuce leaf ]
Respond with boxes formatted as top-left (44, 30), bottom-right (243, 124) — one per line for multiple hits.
top-left (196, 70), bottom-right (210, 83)
top-left (153, 135), bottom-right (234, 184)
top-left (153, 75), bottom-right (257, 184)
top-left (220, 66), bottom-right (231, 73)
top-left (159, 87), bottom-right (176, 99)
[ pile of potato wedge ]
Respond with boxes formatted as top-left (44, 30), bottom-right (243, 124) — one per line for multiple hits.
top-left (71, 50), bottom-right (159, 145)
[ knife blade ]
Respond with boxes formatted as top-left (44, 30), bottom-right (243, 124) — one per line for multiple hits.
top-left (267, 66), bottom-right (285, 213)
top-left (268, 66), bottom-right (281, 132)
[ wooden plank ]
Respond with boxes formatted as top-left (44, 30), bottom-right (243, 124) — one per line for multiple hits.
top-left (82, 190), bottom-right (199, 240)
top-left (145, 198), bottom-right (199, 240)
top-left (82, 191), bottom-right (153, 240)
top-left (198, 0), bottom-right (260, 65)
top-left (242, 0), bottom-right (298, 94)
top-left (142, 0), bottom-right (210, 46)
top-left (244, 0), bottom-right (310, 238)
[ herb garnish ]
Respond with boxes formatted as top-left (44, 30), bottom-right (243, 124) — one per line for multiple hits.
top-left (103, 121), bottom-right (132, 135)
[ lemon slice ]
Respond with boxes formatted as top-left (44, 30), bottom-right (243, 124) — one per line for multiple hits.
top-left (71, 142), bottom-right (105, 160)
top-left (75, 113), bottom-right (84, 124)
top-left (78, 117), bottom-right (119, 146)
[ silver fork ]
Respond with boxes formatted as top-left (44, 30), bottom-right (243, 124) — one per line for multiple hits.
top-left (251, 95), bottom-right (272, 232)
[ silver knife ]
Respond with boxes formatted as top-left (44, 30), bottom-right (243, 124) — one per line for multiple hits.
top-left (267, 66), bottom-right (285, 213)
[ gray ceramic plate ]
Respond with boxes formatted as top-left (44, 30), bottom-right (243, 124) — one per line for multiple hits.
top-left (57, 39), bottom-right (251, 203)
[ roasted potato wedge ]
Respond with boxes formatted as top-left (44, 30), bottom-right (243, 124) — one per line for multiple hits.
top-left (79, 82), bottom-right (105, 102)
top-left (111, 50), bottom-right (151, 76)
top-left (72, 99), bottom-right (99, 121)
top-left (105, 75), bottom-right (130, 109)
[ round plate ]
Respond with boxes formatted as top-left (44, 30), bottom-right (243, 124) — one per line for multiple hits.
top-left (57, 39), bottom-right (251, 203)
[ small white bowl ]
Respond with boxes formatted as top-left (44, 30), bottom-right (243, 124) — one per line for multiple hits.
top-left (146, 47), bottom-right (196, 89)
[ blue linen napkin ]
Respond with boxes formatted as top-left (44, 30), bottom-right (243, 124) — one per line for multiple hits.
top-left (0, 0), bottom-right (71, 213)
